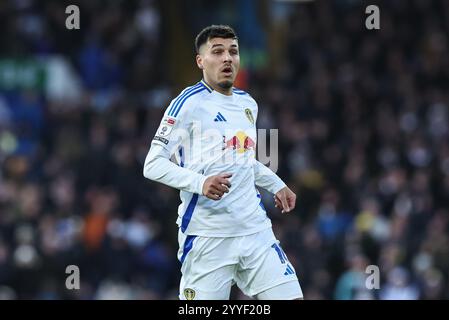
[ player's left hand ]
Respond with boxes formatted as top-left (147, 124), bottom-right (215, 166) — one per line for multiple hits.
top-left (274, 187), bottom-right (296, 213)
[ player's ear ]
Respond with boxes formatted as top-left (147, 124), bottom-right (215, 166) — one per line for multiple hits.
top-left (196, 54), bottom-right (204, 70)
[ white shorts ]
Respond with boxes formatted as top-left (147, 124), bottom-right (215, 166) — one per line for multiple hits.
top-left (177, 227), bottom-right (303, 300)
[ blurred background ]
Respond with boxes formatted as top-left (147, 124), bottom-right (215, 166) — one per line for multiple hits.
top-left (0, 0), bottom-right (449, 300)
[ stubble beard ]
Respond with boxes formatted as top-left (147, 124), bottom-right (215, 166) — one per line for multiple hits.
top-left (218, 80), bottom-right (233, 89)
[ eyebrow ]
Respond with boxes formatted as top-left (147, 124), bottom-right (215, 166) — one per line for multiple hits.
top-left (211, 44), bottom-right (238, 49)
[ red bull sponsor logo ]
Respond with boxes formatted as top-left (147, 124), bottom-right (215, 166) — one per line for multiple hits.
top-left (223, 131), bottom-right (256, 153)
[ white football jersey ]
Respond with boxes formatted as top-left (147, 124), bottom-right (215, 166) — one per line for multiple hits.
top-left (146, 80), bottom-right (286, 237)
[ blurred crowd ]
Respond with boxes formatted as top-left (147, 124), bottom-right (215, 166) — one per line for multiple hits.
top-left (1, 0), bottom-right (449, 299)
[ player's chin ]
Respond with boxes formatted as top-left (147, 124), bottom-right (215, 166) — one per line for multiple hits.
top-left (217, 80), bottom-right (233, 89)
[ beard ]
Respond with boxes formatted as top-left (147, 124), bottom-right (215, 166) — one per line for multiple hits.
top-left (218, 80), bottom-right (233, 89)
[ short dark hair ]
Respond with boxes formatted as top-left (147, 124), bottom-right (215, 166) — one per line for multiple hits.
top-left (195, 25), bottom-right (238, 54)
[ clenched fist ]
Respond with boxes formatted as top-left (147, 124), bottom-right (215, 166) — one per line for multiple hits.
top-left (202, 173), bottom-right (232, 200)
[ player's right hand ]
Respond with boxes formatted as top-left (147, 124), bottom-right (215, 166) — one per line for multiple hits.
top-left (274, 186), bottom-right (296, 213)
top-left (202, 173), bottom-right (232, 200)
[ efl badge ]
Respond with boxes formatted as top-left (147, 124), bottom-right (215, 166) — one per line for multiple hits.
top-left (157, 116), bottom-right (176, 137)
top-left (245, 108), bottom-right (254, 125)
top-left (163, 117), bottom-right (176, 126)
top-left (157, 125), bottom-right (171, 137)
top-left (184, 288), bottom-right (196, 300)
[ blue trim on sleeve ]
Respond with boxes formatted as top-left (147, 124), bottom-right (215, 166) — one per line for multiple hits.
top-left (172, 86), bottom-right (206, 117)
top-left (168, 83), bottom-right (202, 116)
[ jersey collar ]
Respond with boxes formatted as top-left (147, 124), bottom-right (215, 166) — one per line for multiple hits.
top-left (200, 79), bottom-right (213, 93)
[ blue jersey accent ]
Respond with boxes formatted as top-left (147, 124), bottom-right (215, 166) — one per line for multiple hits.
top-left (171, 84), bottom-right (203, 116)
top-left (256, 193), bottom-right (266, 211)
top-left (179, 146), bottom-right (184, 167)
top-left (232, 88), bottom-right (247, 95)
top-left (280, 246), bottom-right (288, 261)
top-left (218, 112), bottom-right (226, 121)
top-left (271, 243), bottom-right (286, 264)
top-left (181, 193), bottom-right (199, 233)
top-left (201, 79), bottom-right (213, 92)
top-left (168, 83), bottom-right (202, 116)
top-left (172, 86), bottom-right (206, 117)
top-left (214, 112), bottom-right (227, 122)
top-left (180, 235), bottom-right (197, 263)
top-left (284, 264), bottom-right (295, 275)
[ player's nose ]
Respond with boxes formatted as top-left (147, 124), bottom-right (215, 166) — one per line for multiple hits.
top-left (223, 51), bottom-right (232, 62)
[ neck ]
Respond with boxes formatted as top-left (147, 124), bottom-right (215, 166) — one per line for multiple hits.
top-left (203, 77), bottom-right (233, 96)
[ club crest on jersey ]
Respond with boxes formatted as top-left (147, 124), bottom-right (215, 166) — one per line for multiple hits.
top-left (245, 108), bottom-right (254, 125)
top-left (184, 288), bottom-right (196, 300)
